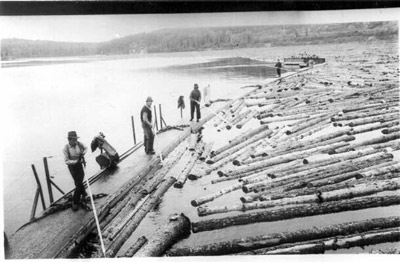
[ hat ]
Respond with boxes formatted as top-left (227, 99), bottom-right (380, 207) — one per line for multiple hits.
top-left (146, 96), bottom-right (153, 102)
top-left (194, 83), bottom-right (199, 89)
top-left (67, 131), bottom-right (79, 139)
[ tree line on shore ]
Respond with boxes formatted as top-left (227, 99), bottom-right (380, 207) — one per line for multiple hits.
top-left (1, 21), bottom-right (397, 60)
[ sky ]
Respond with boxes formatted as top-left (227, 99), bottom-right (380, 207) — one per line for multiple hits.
top-left (0, 8), bottom-right (400, 43)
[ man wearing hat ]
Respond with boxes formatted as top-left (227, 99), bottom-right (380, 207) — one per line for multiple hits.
top-left (141, 96), bottom-right (156, 155)
top-left (63, 131), bottom-right (88, 211)
top-left (189, 83), bottom-right (201, 122)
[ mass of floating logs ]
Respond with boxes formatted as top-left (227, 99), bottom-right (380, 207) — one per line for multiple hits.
top-left (191, 195), bottom-right (400, 233)
top-left (166, 216), bottom-right (400, 256)
top-left (198, 179), bottom-right (400, 217)
top-left (134, 213), bottom-right (191, 257)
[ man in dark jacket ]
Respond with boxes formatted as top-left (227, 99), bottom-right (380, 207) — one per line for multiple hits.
top-left (141, 96), bottom-right (155, 155)
top-left (63, 131), bottom-right (88, 211)
top-left (189, 83), bottom-right (201, 122)
top-left (275, 59), bottom-right (282, 78)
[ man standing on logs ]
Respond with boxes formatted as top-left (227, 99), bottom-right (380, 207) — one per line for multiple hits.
top-left (141, 96), bottom-right (156, 155)
top-left (189, 83), bottom-right (202, 122)
top-left (275, 59), bottom-right (282, 78)
top-left (63, 131), bottom-right (88, 211)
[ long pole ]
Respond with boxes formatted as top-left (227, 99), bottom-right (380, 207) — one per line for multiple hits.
top-left (131, 116), bottom-right (137, 145)
top-left (83, 168), bottom-right (106, 256)
top-left (43, 157), bottom-right (54, 204)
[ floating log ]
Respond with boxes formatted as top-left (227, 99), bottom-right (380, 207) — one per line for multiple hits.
top-left (302, 147), bottom-right (380, 165)
top-left (259, 114), bottom-right (310, 123)
top-left (240, 227), bottom-right (400, 255)
top-left (120, 236), bottom-right (148, 257)
top-left (98, 176), bottom-right (177, 258)
top-left (333, 132), bottom-right (400, 154)
top-left (211, 124), bottom-right (269, 157)
top-left (134, 213), bottom-right (191, 257)
top-left (382, 126), bottom-right (400, 134)
top-left (167, 216), bottom-right (400, 256)
top-left (226, 109), bottom-right (252, 130)
top-left (174, 152), bottom-right (198, 188)
top-left (188, 133), bottom-right (198, 151)
top-left (348, 113), bottom-right (399, 127)
top-left (191, 195), bottom-right (400, 233)
top-left (236, 110), bottom-right (258, 129)
top-left (285, 114), bottom-right (330, 135)
top-left (347, 120), bottom-right (399, 135)
top-left (208, 129), bottom-right (273, 164)
top-left (331, 108), bottom-right (399, 122)
top-left (358, 162), bottom-right (400, 178)
top-left (191, 182), bottom-right (242, 207)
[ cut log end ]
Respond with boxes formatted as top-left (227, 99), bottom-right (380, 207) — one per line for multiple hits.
top-left (188, 174), bottom-right (198, 181)
top-left (191, 200), bottom-right (199, 207)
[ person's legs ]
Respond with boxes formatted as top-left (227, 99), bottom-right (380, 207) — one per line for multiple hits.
top-left (190, 101), bottom-right (195, 121)
top-left (68, 165), bottom-right (85, 210)
top-left (195, 102), bottom-right (201, 121)
top-left (148, 132), bottom-right (155, 153)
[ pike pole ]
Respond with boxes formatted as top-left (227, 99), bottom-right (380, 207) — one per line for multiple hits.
top-left (81, 157), bottom-right (106, 257)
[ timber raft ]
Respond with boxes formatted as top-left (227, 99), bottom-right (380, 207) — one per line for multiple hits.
top-left (8, 46), bottom-right (400, 258)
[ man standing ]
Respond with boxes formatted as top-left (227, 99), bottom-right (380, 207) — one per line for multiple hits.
top-left (189, 83), bottom-right (201, 122)
top-left (141, 96), bottom-right (155, 155)
top-left (275, 59), bottom-right (282, 78)
top-left (63, 131), bottom-right (88, 211)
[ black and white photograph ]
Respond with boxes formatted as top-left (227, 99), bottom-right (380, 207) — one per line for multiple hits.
top-left (1, 1), bottom-right (400, 260)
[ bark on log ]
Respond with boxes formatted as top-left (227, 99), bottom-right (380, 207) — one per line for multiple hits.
top-left (331, 108), bottom-right (399, 122)
top-left (358, 162), bottom-right (400, 178)
top-left (259, 114), bottom-right (310, 123)
top-left (120, 236), bottom-right (147, 257)
top-left (285, 114), bottom-right (330, 135)
top-left (191, 195), bottom-right (400, 233)
top-left (239, 227), bottom-right (400, 255)
top-left (382, 126), bottom-right (400, 134)
top-left (167, 216), bottom-right (400, 256)
top-left (346, 120), bottom-right (399, 135)
top-left (348, 113), bottom-right (399, 127)
top-left (191, 183), bottom-right (242, 207)
top-left (333, 132), bottom-right (400, 154)
top-left (134, 213), bottom-right (191, 257)
top-left (174, 152), bottom-right (198, 188)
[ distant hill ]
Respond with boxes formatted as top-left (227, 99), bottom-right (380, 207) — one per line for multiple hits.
top-left (1, 21), bottom-right (397, 60)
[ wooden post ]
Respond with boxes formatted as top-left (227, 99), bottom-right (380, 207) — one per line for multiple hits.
top-left (131, 116), bottom-right (137, 145)
top-left (30, 189), bottom-right (40, 221)
top-left (43, 157), bottom-right (54, 204)
top-left (153, 105), bottom-right (159, 131)
top-left (31, 164), bottom-right (46, 210)
top-left (158, 104), bottom-right (162, 129)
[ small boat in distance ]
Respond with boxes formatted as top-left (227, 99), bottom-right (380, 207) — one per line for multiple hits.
top-left (284, 52), bottom-right (326, 68)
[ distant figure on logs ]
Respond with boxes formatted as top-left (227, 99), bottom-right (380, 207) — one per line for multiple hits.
top-left (63, 131), bottom-right (88, 211)
top-left (189, 83), bottom-right (202, 122)
top-left (275, 59), bottom-right (282, 78)
top-left (141, 96), bottom-right (156, 155)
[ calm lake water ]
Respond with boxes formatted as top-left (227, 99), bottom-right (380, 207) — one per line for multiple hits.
top-left (1, 48), bottom-right (284, 235)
